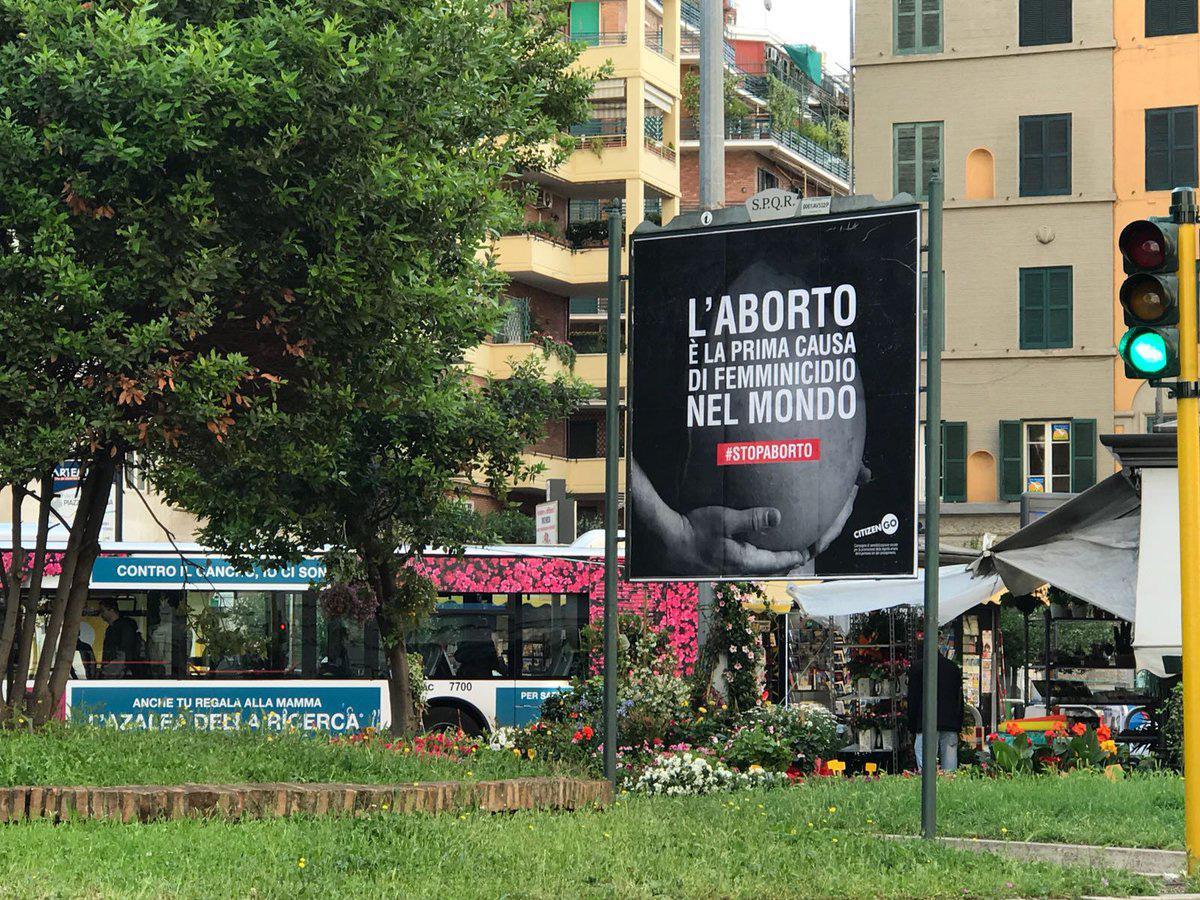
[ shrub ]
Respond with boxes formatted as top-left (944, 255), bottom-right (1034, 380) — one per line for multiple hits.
top-left (630, 751), bottom-right (782, 796)
top-left (721, 703), bottom-right (841, 772)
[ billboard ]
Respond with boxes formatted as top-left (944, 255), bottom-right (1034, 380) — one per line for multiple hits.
top-left (627, 206), bottom-right (920, 581)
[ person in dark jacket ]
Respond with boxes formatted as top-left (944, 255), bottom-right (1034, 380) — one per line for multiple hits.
top-left (906, 643), bottom-right (964, 773)
top-left (99, 598), bottom-right (143, 678)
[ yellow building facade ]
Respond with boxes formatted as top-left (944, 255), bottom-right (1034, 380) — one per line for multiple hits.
top-left (478, 0), bottom-right (684, 517)
top-left (1112, 0), bottom-right (1200, 431)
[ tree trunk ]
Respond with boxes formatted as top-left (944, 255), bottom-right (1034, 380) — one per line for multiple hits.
top-left (31, 460), bottom-right (101, 701)
top-left (373, 558), bottom-right (416, 738)
top-left (33, 453), bottom-right (115, 726)
top-left (0, 485), bottom-right (25, 719)
top-left (388, 637), bottom-right (416, 738)
top-left (9, 475), bottom-right (53, 713)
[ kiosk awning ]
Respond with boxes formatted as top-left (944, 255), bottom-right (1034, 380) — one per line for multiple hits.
top-left (787, 565), bottom-right (1004, 630)
top-left (971, 472), bottom-right (1141, 623)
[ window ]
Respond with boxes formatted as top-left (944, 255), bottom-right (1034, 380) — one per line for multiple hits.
top-left (1019, 0), bottom-right (1072, 46)
top-left (1146, 0), bottom-right (1198, 36)
top-left (1019, 114), bottom-right (1072, 196)
top-left (409, 594), bottom-right (513, 680)
top-left (895, 0), bottom-right (941, 53)
top-left (519, 594), bottom-right (586, 678)
top-left (756, 168), bottom-right (778, 192)
top-left (919, 421), bottom-right (968, 502)
top-left (567, 418), bottom-right (599, 458)
top-left (999, 419), bottom-right (1096, 499)
top-left (894, 122), bottom-right (943, 199)
top-left (1019, 266), bottom-right (1072, 349)
top-left (1146, 106), bottom-right (1198, 191)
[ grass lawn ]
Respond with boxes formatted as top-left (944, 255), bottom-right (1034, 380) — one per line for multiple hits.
top-left (0, 791), bottom-right (1163, 899)
top-left (800, 770), bottom-right (1185, 851)
top-left (0, 726), bottom-right (570, 786)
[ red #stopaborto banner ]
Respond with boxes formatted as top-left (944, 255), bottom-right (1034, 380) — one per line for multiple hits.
top-left (716, 439), bottom-right (821, 466)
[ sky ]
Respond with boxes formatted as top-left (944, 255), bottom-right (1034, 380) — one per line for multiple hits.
top-left (732, 0), bottom-right (853, 72)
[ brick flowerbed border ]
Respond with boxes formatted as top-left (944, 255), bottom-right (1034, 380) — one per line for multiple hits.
top-left (0, 777), bottom-right (611, 824)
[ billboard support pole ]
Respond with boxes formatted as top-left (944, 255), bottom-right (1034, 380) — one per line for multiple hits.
top-left (603, 198), bottom-right (623, 787)
top-left (699, 0), bottom-right (724, 209)
top-left (921, 168), bottom-right (944, 840)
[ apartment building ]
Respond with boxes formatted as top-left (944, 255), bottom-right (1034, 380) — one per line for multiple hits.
top-left (479, 0), bottom-right (853, 526)
top-left (677, 1), bottom-right (851, 207)
top-left (469, 0), bottom-right (683, 524)
top-left (854, 0), bottom-right (1119, 545)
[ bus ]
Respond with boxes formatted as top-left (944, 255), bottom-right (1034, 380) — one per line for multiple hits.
top-left (11, 539), bottom-right (695, 735)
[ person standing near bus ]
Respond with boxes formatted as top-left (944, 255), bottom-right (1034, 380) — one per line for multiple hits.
top-left (99, 598), bottom-right (144, 678)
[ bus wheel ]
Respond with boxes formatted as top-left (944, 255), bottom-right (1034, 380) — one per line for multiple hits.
top-left (423, 704), bottom-right (486, 737)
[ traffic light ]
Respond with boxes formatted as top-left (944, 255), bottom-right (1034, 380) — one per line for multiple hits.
top-left (1118, 218), bottom-right (1180, 380)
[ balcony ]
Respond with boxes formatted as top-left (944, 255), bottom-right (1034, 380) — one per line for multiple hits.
top-left (679, 117), bottom-right (850, 185)
top-left (466, 341), bottom-right (572, 381)
top-left (491, 234), bottom-right (608, 293)
top-left (565, 30), bottom-right (629, 47)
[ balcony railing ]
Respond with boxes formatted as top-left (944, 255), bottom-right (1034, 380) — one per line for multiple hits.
top-left (680, 118), bottom-right (849, 182)
top-left (564, 30), bottom-right (628, 47)
top-left (643, 137), bottom-right (676, 162)
top-left (644, 31), bottom-right (673, 59)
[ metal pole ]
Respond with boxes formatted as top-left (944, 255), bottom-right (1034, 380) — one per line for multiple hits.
top-left (920, 167), bottom-right (943, 840)
top-left (1171, 185), bottom-right (1199, 873)
top-left (699, 0), bottom-right (724, 209)
top-left (603, 199), bottom-right (623, 787)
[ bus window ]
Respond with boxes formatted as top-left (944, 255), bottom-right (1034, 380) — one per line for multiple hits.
top-left (520, 593), bottom-right (585, 679)
top-left (410, 594), bottom-right (512, 680)
top-left (188, 591), bottom-right (308, 676)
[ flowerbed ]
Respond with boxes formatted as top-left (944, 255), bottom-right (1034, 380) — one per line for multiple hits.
top-left (986, 719), bottom-right (1128, 775)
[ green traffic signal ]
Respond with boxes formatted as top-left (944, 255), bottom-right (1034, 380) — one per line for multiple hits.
top-left (1118, 327), bottom-right (1178, 379)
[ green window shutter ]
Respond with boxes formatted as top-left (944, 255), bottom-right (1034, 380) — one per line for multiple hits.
top-left (999, 420), bottom-right (1023, 500)
top-left (894, 123), bottom-right (917, 196)
top-left (1071, 418), bottom-right (1097, 492)
top-left (1020, 267), bottom-right (1072, 349)
top-left (941, 421), bottom-right (968, 502)
top-left (1147, 0), bottom-right (1198, 35)
top-left (1145, 106), bottom-right (1196, 191)
top-left (1019, 268), bottom-right (1046, 348)
top-left (1021, 0), bottom-right (1073, 45)
top-left (1173, 106), bottom-right (1198, 188)
top-left (1146, 107), bottom-right (1173, 190)
top-left (570, 1), bottom-right (600, 40)
top-left (920, 0), bottom-right (942, 50)
top-left (1020, 115), bottom-right (1072, 196)
top-left (896, 0), bottom-right (918, 51)
top-left (1046, 267), bottom-right (1072, 347)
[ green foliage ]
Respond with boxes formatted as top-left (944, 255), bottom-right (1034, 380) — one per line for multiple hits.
top-left (693, 583), bottom-right (763, 713)
top-left (680, 71), bottom-right (750, 121)
top-left (0, 724), bottom-right (566, 787)
top-left (1162, 681), bottom-right (1183, 768)
top-left (766, 77), bottom-right (800, 132)
top-left (721, 703), bottom-right (841, 771)
top-left (483, 507), bottom-right (537, 544)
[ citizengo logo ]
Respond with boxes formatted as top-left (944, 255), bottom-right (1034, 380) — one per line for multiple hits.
top-left (854, 513), bottom-right (899, 540)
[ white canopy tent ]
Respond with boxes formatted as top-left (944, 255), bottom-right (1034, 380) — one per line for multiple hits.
top-left (787, 565), bottom-right (1004, 631)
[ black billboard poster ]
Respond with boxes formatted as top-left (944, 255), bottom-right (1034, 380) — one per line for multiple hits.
top-left (626, 207), bottom-right (920, 581)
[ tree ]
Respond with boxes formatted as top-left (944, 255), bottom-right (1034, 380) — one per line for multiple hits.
top-left (142, 0), bottom-right (596, 735)
top-left (0, 0), bottom-right (592, 725)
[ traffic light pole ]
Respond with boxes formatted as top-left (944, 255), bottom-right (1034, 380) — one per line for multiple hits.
top-left (921, 168), bottom-right (944, 840)
top-left (603, 198), bottom-right (623, 788)
top-left (1173, 186), bottom-right (1200, 873)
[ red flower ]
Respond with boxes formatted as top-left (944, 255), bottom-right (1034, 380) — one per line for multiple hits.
top-left (986, 732), bottom-right (1000, 742)
top-left (1004, 722), bottom-right (1024, 736)
top-left (582, 725), bottom-right (594, 740)
top-left (1071, 722), bottom-right (1087, 736)
top-left (1096, 724), bottom-right (1111, 742)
